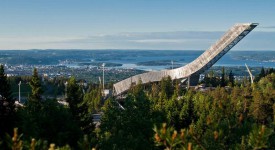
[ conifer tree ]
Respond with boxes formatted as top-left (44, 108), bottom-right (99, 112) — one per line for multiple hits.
top-left (66, 77), bottom-right (82, 118)
top-left (209, 70), bottom-right (215, 78)
top-left (29, 68), bottom-right (43, 102)
top-left (66, 77), bottom-right (92, 133)
top-left (160, 76), bottom-right (173, 99)
top-left (229, 70), bottom-right (235, 86)
top-left (255, 67), bottom-right (266, 82)
top-left (220, 67), bottom-right (226, 87)
top-left (100, 82), bottom-right (155, 149)
top-left (268, 68), bottom-right (274, 74)
top-left (155, 76), bottom-right (173, 110)
top-left (0, 64), bottom-right (15, 135)
top-left (150, 83), bottom-right (159, 99)
top-left (260, 67), bottom-right (266, 77)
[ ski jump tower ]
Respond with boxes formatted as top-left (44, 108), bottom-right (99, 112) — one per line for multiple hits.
top-left (113, 23), bottom-right (258, 95)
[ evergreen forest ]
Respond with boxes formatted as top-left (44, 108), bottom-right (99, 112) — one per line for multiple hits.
top-left (0, 64), bottom-right (275, 150)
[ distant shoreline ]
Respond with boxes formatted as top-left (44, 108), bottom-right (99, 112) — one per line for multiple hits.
top-left (0, 49), bottom-right (275, 51)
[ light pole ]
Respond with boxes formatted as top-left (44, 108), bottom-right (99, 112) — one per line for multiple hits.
top-left (64, 81), bottom-right (68, 99)
top-left (171, 60), bottom-right (174, 86)
top-left (18, 81), bottom-right (21, 103)
top-left (102, 63), bottom-right (105, 95)
top-left (171, 60), bottom-right (174, 70)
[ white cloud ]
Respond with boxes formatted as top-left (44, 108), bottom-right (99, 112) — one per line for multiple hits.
top-left (133, 39), bottom-right (188, 43)
top-left (0, 36), bottom-right (85, 43)
top-left (0, 31), bottom-right (274, 50)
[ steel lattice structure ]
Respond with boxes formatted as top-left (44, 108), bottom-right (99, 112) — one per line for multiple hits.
top-left (113, 23), bottom-right (258, 95)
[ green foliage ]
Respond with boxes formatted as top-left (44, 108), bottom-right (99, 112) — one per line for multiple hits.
top-left (152, 74), bottom-right (275, 150)
top-left (201, 67), bottom-right (239, 87)
top-left (0, 65), bottom-right (14, 102)
top-left (79, 90), bottom-right (98, 133)
top-left (200, 73), bottom-right (220, 87)
top-left (42, 77), bottom-right (66, 97)
top-left (247, 125), bottom-right (274, 149)
top-left (1, 128), bottom-right (73, 150)
top-left (78, 134), bottom-right (96, 150)
top-left (0, 64), bottom-right (15, 137)
top-left (66, 77), bottom-right (83, 118)
top-left (250, 73), bottom-right (275, 124)
top-left (153, 76), bottom-right (174, 111)
top-left (176, 91), bottom-right (196, 130)
top-left (99, 85), bottom-right (156, 150)
top-left (29, 68), bottom-right (43, 102)
top-left (4, 128), bottom-right (23, 150)
top-left (164, 96), bottom-right (180, 128)
top-left (66, 77), bottom-right (95, 134)
top-left (160, 76), bottom-right (174, 100)
top-left (255, 67), bottom-right (275, 82)
top-left (17, 99), bottom-right (82, 147)
top-left (250, 91), bottom-right (273, 124)
top-left (1, 68), bottom-right (275, 149)
top-left (82, 86), bottom-right (102, 113)
top-left (220, 67), bottom-right (226, 87)
top-left (154, 123), bottom-right (188, 150)
top-left (228, 70), bottom-right (235, 87)
top-left (24, 69), bottom-right (44, 122)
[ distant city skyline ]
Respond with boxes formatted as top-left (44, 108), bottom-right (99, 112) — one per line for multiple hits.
top-left (0, 0), bottom-right (274, 50)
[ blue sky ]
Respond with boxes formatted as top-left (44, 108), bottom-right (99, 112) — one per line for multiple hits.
top-left (0, 0), bottom-right (274, 50)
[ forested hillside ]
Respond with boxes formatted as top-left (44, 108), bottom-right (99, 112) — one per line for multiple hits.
top-left (0, 64), bottom-right (275, 149)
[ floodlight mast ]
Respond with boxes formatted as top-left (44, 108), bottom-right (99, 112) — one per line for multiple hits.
top-left (99, 77), bottom-right (102, 85)
top-left (102, 63), bottom-right (105, 95)
top-left (171, 60), bottom-right (174, 70)
top-left (64, 81), bottom-right (68, 98)
top-left (18, 81), bottom-right (21, 103)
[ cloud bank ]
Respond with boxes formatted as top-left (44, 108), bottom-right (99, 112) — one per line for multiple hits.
top-left (0, 31), bottom-right (274, 50)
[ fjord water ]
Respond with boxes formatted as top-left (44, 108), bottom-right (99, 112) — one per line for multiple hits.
top-left (107, 50), bottom-right (275, 71)
top-left (0, 50), bottom-right (274, 71)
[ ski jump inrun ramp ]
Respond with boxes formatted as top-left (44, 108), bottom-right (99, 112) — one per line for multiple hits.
top-left (113, 23), bottom-right (258, 95)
